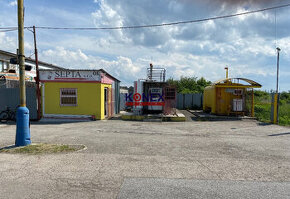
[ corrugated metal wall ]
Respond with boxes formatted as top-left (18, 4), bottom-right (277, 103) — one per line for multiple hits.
top-left (114, 81), bottom-right (120, 114)
top-left (120, 93), bottom-right (127, 111)
top-left (0, 88), bottom-right (37, 120)
top-left (176, 93), bottom-right (203, 110)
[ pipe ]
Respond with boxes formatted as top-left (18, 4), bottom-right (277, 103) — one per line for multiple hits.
top-left (224, 67), bottom-right (229, 79)
top-left (149, 63), bottom-right (153, 80)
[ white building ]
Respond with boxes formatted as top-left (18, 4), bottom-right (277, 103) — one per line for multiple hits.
top-left (0, 49), bottom-right (65, 78)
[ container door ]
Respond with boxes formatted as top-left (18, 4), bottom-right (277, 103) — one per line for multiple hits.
top-left (216, 88), bottom-right (222, 114)
top-left (104, 87), bottom-right (107, 117)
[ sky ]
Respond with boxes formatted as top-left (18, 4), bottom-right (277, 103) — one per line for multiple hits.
top-left (0, 0), bottom-right (289, 91)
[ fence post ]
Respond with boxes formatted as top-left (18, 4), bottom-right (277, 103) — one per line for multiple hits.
top-left (271, 93), bottom-right (279, 124)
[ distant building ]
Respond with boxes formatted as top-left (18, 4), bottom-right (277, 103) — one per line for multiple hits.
top-left (0, 49), bottom-right (65, 120)
top-left (0, 49), bottom-right (64, 78)
top-left (120, 86), bottom-right (129, 94)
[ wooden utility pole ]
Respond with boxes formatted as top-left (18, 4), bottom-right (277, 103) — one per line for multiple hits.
top-left (15, 0), bottom-right (31, 146)
top-left (273, 47), bottom-right (281, 124)
top-left (18, 0), bottom-right (26, 107)
top-left (33, 26), bottom-right (41, 120)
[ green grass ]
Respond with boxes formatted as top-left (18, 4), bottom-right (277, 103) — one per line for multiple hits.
top-left (253, 91), bottom-right (290, 126)
top-left (279, 103), bottom-right (290, 126)
top-left (0, 143), bottom-right (85, 154)
top-left (254, 104), bottom-right (271, 123)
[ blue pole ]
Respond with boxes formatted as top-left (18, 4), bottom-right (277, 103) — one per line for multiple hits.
top-left (15, 106), bottom-right (31, 146)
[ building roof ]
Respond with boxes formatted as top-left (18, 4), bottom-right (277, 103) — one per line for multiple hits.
top-left (0, 49), bottom-right (65, 70)
top-left (99, 69), bottom-right (120, 82)
top-left (212, 78), bottom-right (262, 88)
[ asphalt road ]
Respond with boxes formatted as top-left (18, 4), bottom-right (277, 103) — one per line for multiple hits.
top-left (0, 117), bottom-right (289, 198)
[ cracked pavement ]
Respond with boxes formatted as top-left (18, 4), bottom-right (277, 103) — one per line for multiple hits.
top-left (0, 118), bottom-right (290, 198)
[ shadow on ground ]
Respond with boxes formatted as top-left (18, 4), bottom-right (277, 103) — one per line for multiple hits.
top-left (268, 132), bottom-right (290, 137)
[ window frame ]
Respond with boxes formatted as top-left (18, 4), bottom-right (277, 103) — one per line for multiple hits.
top-left (60, 88), bottom-right (78, 107)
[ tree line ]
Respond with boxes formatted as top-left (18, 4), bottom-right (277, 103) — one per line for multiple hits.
top-left (167, 76), bottom-right (212, 94)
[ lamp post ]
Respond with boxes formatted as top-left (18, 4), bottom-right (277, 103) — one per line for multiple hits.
top-left (276, 47), bottom-right (280, 94)
top-left (15, 0), bottom-right (31, 146)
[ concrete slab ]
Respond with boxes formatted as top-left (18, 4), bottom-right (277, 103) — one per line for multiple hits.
top-left (118, 178), bottom-right (290, 199)
top-left (189, 110), bottom-right (256, 121)
top-left (121, 110), bottom-right (186, 122)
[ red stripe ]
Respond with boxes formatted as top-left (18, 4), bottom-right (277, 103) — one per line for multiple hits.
top-left (40, 80), bottom-right (102, 83)
top-left (55, 78), bottom-right (86, 80)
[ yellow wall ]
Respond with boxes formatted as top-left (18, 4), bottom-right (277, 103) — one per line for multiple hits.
top-left (215, 87), bottom-right (245, 115)
top-left (203, 86), bottom-right (216, 113)
top-left (203, 85), bottom-right (246, 115)
top-left (43, 82), bottom-right (111, 120)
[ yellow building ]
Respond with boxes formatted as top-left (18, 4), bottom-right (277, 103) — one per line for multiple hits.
top-left (39, 69), bottom-right (120, 120)
top-left (203, 78), bottom-right (261, 116)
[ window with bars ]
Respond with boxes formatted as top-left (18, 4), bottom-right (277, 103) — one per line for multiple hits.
top-left (60, 88), bottom-right (77, 106)
top-left (165, 87), bottom-right (176, 100)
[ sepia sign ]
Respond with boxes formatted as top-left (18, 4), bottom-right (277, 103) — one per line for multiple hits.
top-left (39, 70), bottom-right (101, 82)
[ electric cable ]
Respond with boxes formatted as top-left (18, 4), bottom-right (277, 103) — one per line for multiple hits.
top-left (0, 3), bottom-right (289, 31)
top-left (30, 3), bottom-right (290, 30)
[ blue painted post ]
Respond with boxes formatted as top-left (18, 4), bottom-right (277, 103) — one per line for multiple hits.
top-left (15, 106), bottom-right (31, 146)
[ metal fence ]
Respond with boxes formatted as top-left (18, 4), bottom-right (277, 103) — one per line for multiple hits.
top-left (176, 93), bottom-right (203, 110)
top-left (0, 88), bottom-right (37, 120)
top-left (120, 93), bottom-right (127, 111)
top-left (120, 93), bottom-right (203, 111)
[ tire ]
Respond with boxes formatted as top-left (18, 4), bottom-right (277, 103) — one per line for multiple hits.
top-left (10, 112), bottom-right (16, 121)
top-left (0, 111), bottom-right (9, 123)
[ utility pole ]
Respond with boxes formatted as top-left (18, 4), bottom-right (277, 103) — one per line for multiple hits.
top-left (272, 47), bottom-right (281, 124)
top-left (33, 25), bottom-right (41, 120)
top-left (276, 47), bottom-right (280, 94)
top-left (15, 0), bottom-right (31, 146)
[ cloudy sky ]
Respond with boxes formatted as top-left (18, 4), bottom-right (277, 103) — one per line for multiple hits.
top-left (0, 0), bottom-right (289, 91)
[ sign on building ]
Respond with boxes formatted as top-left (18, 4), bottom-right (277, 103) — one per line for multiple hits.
top-left (39, 70), bottom-right (101, 82)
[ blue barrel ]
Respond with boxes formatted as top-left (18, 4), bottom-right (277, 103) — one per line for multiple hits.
top-left (15, 106), bottom-right (31, 146)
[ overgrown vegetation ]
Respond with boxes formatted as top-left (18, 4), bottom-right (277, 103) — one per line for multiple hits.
top-left (0, 143), bottom-right (85, 154)
top-left (167, 76), bottom-right (212, 94)
top-left (253, 90), bottom-right (290, 126)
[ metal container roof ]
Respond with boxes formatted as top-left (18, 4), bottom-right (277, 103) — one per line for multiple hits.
top-left (212, 78), bottom-right (262, 88)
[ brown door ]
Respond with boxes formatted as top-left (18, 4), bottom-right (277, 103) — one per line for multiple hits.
top-left (104, 87), bottom-right (108, 117)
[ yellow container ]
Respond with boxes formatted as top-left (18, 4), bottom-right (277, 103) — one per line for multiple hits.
top-left (203, 78), bottom-right (261, 115)
top-left (42, 82), bottom-right (111, 120)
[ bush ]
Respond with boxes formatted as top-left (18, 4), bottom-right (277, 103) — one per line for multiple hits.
top-left (254, 104), bottom-right (271, 123)
top-left (279, 103), bottom-right (290, 126)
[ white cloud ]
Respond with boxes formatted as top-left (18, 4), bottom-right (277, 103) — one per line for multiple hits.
top-left (39, 47), bottom-right (142, 85)
top-left (8, 1), bottom-right (17, 7)
top-left (1, 0), bottom-right (289, 90)
top-left (0, 32), bottom-right (17, 52)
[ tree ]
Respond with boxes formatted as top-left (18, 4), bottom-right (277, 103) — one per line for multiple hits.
top-left (167, 76), bottom-right (211, 93)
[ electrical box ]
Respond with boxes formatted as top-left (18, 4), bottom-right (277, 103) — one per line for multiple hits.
top-left (232, 99), bottom-right (243, 112)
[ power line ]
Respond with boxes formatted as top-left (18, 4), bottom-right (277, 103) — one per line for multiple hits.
top-left (0, 3), bottom-right (289, 31)
top-left (31, 3), bottom-right (290, 30)
top-left (0, 28), bottom-right (17, 33)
